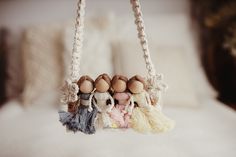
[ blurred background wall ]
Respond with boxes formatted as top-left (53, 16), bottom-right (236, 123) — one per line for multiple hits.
top-left (0, 0), bottom-right (188, 30)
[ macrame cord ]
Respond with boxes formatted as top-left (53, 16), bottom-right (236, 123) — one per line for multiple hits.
top-left (61, 0), bottom-right (167, 106)
top-left (130, 0), bottom-right (167, 107)
top-left (71, 0), bottom-right (85, 81)
top-left (61, 0), bottom-right (86, 104)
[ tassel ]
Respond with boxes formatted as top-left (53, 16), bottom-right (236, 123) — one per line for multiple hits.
top-left (109, 107), bottom-right (125, 128)
top-left (58, 111), bottom-right (74, 125)
top-left (58, 111), bottom-right (79, 132)
top-left (130, 107), bottom-right (152, 133)
top-left (67, 114), bottom-right (80, 132)
top-left (144, 107), bottom-right (175, 133)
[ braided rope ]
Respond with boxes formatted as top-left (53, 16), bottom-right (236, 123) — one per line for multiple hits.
top-left (61, 0), bottom-right (167, 104)
top-left (130, 0), bottom-right (167, 107)
top-left (70, 0), bottom-right (156, 80)
top-left (60, 0), bottom-right (85, 103)
top-left (70, 0), bottom-right (86, 82)
top-left (130, 0), bottom-right (156, 77)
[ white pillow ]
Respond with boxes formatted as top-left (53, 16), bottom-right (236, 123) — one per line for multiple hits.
top-left (111, 13), bottom-right (217, 99)
top-left (113, 41), bottom-right (199, 108)
top-left (110, 14), bottom-right (217, 107)
top-left (63, 16), bottom-right (114, 79)
top-left (21, 15), bottom-right (114, 106)
top-left (21, 24), bottom-right (64, 106)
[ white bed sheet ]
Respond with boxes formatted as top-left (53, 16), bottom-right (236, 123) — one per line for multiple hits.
top-left (0, 98), bottom-right (235, 157)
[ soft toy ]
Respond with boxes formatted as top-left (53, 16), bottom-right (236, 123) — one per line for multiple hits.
top-left (128, 75), bottom-right (175, 133)
top-left (59, 75), bottom-right (98, 134)
top-left (93, 73), bottom-right (114, 128)
top-left (109, 75), bottom-right (133, 128)
top-left (75, 75), bottom-right (98, 134)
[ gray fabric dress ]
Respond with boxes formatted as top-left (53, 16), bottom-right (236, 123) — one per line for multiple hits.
top-left (59, 109), bottom-right (79, 132)
top-left (77, 93), bottom-right (98, 134)
top-left (59, 93), bottom-right (98, 134)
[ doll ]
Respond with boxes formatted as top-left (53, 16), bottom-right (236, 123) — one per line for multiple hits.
top-left (93, 73), bottom-right (114, 128)
top-left (59, 75), bottom-right (98, 134)
top-left (75, 75), bottom-right (98, 134)
top-left (128, 75), bottom-right (175, 133)
top-left (109, 75), bottom-right (133, 128)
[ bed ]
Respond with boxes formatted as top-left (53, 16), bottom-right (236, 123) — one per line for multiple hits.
top-left (0, 2), bottom-right (236, 156)
top-left (0, 94), bottom-right (235, 157)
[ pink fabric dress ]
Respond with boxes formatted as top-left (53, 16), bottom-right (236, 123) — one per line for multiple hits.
top-left (109, 92), bottom-right (132, 128)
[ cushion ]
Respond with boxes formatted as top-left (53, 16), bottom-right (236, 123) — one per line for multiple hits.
top-left (111, 14), bottom-right (217, 107)
top-left (113, 41), bottom-right (199, 107)
top-left (63, 16), bottom-right (114, 79)
top-left (21, 15), bottom-right (114, 106)
top-left (21, 24), bottom-right (64, 106)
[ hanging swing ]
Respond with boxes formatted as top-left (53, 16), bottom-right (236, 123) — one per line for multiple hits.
top-left (59, 0), bottom-right (175, 135)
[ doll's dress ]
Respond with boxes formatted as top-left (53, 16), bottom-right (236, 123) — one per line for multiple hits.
top-left (130, 92), bottom-right (152, 133)
top-left (93, 92), bottom-right (114, 128)
top-left (76, 93), bottom-right (98, 134)
top-left (109, 92), bottom-right (132, 128)
top-left (131, 91), bottom-right (175, 133)
top-left (58, 109), bottom-right (76, 131)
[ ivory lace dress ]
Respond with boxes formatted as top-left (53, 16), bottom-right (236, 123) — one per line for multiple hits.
top-left (93, 92), bottom-right (114, 128)
top-left (131, 91), bottom-right (175, 133)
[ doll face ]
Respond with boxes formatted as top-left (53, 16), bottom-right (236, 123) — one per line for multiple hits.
top-left (95, 79), bottom-right (110, 93)
top-left (79, 80), bottom-right (94, 94)
top-left (128, 80), bottom-right (144, 94)
top-left (112, 80), bottom-right (126, 93)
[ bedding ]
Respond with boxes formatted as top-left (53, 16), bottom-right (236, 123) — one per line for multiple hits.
top-left (0, 95), bottom-right (235, 157)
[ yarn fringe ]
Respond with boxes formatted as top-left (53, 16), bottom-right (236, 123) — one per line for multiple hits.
top-left (130, 107), bottom-right (152, 133)
top-left (143, 107), bottom-right (175, 133)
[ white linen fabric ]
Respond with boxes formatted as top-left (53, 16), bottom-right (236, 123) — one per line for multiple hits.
top-left (0, 95), bottom-right (235, 157)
